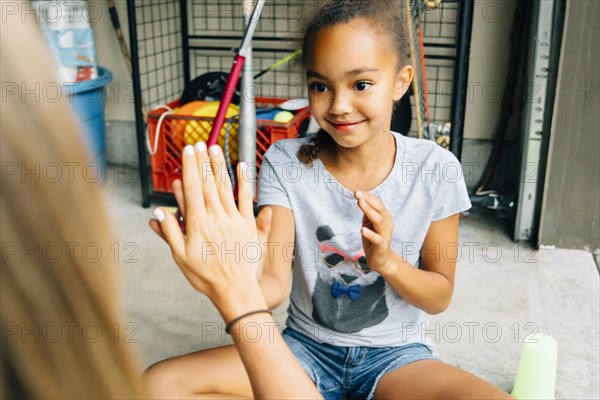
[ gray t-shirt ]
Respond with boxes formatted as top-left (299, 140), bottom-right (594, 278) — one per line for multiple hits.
top-left (258, 131), bottom-right (471, 350)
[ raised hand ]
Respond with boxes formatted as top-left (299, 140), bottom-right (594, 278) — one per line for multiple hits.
top-left (354, 190), bottom-right (394, 274)
top-left (149, 142), bottom-right (272, 315)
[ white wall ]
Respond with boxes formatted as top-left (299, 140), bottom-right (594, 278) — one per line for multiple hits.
top-left (464, 0), bottom-right (517, 140)
top-left (90, 0), bottom-right (134, 122)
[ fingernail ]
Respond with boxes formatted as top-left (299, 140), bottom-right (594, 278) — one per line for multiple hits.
top-left (355, 190), bottom-right (363, 198)
top-left (184, 145), bottom-right (194, 156)
top-left (195, 141), bottom-right (207, 152)
top-left (209, 145), bottom-right (220, 155)
top-left (154, 208), bottom-right (165, 222)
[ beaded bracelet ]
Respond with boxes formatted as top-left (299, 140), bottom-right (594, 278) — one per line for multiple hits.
top-left (225, 309), bottom-right (272, 334)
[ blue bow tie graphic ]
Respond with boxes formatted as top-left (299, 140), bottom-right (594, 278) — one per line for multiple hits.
top-left (331, 281), bottom-right (362, 301)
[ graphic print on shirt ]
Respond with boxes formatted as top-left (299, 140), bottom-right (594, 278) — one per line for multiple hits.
top-left (311, 225), bottom-right (388, 333)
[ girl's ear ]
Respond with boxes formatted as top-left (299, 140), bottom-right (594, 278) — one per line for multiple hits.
top-left (393, 65), bottom-right (414, 101)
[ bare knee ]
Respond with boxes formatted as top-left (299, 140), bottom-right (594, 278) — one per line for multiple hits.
top-left (142, 347), bottom-right (252, 399)
top-left (375, 359), bottom-right (511, 400)
top-left (144, 359), bottom-right (191, 400)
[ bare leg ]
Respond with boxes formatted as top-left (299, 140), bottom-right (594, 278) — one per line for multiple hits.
top-left (143, 345), bottom-right (253, 399)
top-left (374, 359), bottom-right (513, 399)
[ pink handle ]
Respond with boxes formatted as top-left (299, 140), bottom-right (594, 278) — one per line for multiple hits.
top-left (207, 54), bottom-right (245, 147)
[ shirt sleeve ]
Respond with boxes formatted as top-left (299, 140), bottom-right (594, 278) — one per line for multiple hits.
top-left (430, 148), bottom-right (472, 221)
top-left (257, 144), bottom-right (292, 209)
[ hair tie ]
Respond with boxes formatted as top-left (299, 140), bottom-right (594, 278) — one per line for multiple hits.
top-left (225, 309), bottom-right (272, 334)
top-left (308, 139), bottom-right (316, 147)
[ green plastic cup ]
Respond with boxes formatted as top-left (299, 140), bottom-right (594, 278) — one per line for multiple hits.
top-left (511, 333), bottom-right (558, 399)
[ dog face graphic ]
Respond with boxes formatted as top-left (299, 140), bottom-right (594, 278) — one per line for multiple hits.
top-left (311, 225), bottom-right (388, 333)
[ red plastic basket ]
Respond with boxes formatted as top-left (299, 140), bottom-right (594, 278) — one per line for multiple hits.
top-left (147, 97), bottom-right (310, 194)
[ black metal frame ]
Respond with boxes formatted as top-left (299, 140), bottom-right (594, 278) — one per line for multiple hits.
top-left (449, 0), bottom-right (474, 159)
top-left (127, 0), bottom-right (474, 208)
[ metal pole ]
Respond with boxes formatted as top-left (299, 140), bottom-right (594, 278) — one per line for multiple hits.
top-left (239, 0), bottom-right (258, 197)
top-left (180, 0), bottom-right (191, 86)
top-left (126, 0), bottom-right (151, 207)
top-left (449, 0), bottom-right (474, 160)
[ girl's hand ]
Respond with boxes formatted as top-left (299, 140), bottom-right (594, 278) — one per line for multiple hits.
top-left (355, 190), bottom-right (394, 274)
top-left (149, 142), bottom-right (272, 312)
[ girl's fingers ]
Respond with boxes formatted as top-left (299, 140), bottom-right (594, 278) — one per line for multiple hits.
top-left (195, 143), bottom-right (225, 215)
top-left (182, 144), bottom-right (206, 231)
top-left (206, 143), bottom-right (237, 214)
top-left (172, 179), bottom-right (186, 218)
top-left (358, 197), bottom-right (384, 228)
top-left (153, 208), bottom-right (186, 261)
top-left (355, 191), bottom-right (384, 211)
top-left (237, 162), bottom-right (254, 221)
top-left (361, 226), bottom-right (383, 245)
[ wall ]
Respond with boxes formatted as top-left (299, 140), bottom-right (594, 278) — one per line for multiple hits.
top-left (84, 1), bottom-right (135, 165)
top-left (463, 0), bottom-right (517, 141)
top-left (90, 0), bottom-right (133, 122)
top-left (538, 0), bottom-right (600, 251)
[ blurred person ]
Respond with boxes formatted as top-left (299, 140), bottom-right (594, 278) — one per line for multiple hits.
top-left (1, 6), bottom-right (144, 398)
top-left (1, 3), bottom-right (320, 399)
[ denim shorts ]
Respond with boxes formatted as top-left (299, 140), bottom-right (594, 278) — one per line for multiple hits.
top-left (282, 328), bottom-right (442, 400)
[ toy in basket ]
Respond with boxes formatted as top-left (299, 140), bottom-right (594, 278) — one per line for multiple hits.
top-left (147, 97), bottom-right (311, 194)
top-left (180, 101), bottom-right (239, 144)
top-left (171, 101), bottom-right (241, 162)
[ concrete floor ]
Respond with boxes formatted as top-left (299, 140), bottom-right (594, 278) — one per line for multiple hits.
top-left (104, 166), bottom-right (599, 399)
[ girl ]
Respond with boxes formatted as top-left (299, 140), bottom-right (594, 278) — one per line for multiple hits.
top-left (146, 1), bottom-right (513, 399)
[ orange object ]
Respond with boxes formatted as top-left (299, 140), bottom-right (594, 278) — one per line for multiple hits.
top-left (147, 97), bottom-right (311, 196)
top-left (178, 101), bottom-right (239, 146)
top-left (170, 100), bottom-right (206, 139)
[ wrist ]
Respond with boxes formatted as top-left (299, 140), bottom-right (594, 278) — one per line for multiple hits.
top-left (376, 251), bottom-right (402, 277)
top-left (210, 283), bottom-right (269, 323)
top-left (225, 309), bottom-right (272, 334)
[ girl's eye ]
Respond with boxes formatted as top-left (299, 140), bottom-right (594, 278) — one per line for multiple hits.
top-left (309, 83), bottom-right (328, 93)
top-left (354, 81), bottom-right (372, 91)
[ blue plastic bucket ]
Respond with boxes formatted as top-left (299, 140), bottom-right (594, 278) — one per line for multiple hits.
top-left (65, 67), bottom-right (113, 178)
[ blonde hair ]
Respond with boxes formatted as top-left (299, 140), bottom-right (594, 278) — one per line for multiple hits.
top-left (1, 3), bottom-right (144, 398)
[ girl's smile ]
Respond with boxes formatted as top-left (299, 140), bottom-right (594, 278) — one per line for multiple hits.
top-left (326, 119), bottom-right (367, 132)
